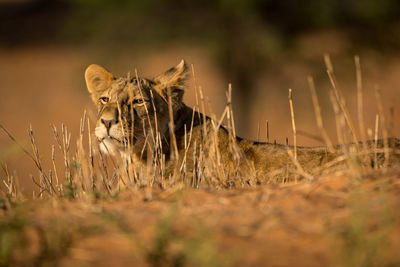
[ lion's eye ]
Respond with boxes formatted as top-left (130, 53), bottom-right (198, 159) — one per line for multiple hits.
top-left (132, 98), bottom-right (145, 105)
top-left (100, 97), bottom-right (109, 104)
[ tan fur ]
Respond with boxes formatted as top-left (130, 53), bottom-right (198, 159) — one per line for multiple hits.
top-left (86, 61), bottom-right (400, 183)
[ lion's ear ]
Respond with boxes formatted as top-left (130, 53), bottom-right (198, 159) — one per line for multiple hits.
top-left (85, 64), bottom-right (114, 102)
top-left (153, 60), bottom-right (189, 102)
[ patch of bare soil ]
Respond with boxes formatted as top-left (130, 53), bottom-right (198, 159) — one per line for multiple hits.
top-left (2, 169), bottom-right (400, 266)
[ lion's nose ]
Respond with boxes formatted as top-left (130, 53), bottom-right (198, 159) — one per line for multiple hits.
top-left (101, 119), bottom-right (115, 130)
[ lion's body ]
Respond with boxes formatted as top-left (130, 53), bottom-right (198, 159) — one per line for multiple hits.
top-left (85, 61), bottom-right (400, 183)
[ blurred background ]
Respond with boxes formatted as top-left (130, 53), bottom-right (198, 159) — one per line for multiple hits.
top-left (1, 0), bottom-right (400, 190)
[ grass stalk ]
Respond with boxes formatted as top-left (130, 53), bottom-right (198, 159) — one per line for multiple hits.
top-left (374, 114), bottom-right (379, 170)
top-left (355, 55), bottom-right (367, 143)
top-left (308, 76), bottom-right (334, 151)
top-left (288, 88), bottom-right (297, 161)
top-left (374, 86), bottom-right (390, 169)
top-left (324, 54), bottom-right (360, 148)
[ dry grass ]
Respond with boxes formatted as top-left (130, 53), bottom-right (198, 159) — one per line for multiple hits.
top-left (1, 56), bottom-right (400, 266)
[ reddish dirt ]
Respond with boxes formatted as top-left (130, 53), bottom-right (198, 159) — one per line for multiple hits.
top-left (3, 169), bottom-right (400, 266)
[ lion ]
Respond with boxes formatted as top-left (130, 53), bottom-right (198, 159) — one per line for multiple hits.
top-left (85, 60), bottom-right (400, 184)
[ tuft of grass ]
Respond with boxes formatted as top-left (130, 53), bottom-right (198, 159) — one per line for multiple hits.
top-left (63, 181), bottom-right (78, 200)
top-left (0, 56), bottom-right (399, 199)
top-left (0, 56), bottom-right (399, 266)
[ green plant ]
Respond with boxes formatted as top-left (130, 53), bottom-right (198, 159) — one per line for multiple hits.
top-left (336, 187), bottom-right (398, 267)
top-left (0, 206), bottom-right (29, 267)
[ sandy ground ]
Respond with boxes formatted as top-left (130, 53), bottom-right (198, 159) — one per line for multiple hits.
top-left (2, 169), bottom-right (400, 266)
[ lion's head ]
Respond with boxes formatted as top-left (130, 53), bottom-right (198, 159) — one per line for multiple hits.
top-left (85, 60), bottom-right (189, 156)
